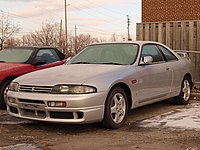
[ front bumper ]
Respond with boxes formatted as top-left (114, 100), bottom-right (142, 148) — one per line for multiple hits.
top-left (6, 91), bottom-right (106, 124)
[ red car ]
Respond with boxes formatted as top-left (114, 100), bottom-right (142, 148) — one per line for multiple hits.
top-left (0, 46), bottom-right (66, 109)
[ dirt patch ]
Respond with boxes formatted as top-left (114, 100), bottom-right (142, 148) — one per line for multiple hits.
top-left (0, 100), bottom-right (200, 150)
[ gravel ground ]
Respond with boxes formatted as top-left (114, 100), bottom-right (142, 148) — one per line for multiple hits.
top-left (0, 97), bottom-right (199, 150)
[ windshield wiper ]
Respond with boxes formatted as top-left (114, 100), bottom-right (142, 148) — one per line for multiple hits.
top-left (101, 62), bottom-right (124, 65)
top-left (71, 62), bottom-right (124, 65)
top-left (0, 61), bottom-right (5, 62)
top-left (71, 61), bottom-right (91, 64)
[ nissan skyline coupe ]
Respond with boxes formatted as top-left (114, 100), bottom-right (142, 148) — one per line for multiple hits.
top-left (7, 41), bottom-right (194, 129)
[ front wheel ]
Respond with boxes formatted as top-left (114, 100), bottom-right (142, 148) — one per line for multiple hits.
top-left (102, 87), bottom-right (128, 129)
top-left (0, 79), bottom-right (12, 109)
top-left (173, 76), bottom-right (192, 105)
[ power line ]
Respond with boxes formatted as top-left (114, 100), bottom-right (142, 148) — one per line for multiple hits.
top-left (72, 0), bottom-right (126, 16)
top-left (1, 3), bottom-right (130, 39)
top-left (78, 26), bottom-right (123, 36)
top-left (71, 0), bottom-right (126, 22)
top-left (68, 2), bottom-right (131, 37)
top-left (70, 5), bottom-right (125, 29)
top-left (1, 10), bottom-right (41, 24)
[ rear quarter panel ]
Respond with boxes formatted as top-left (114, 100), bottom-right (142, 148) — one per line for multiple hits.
top-left (170, 57), bottom-right (194, 96)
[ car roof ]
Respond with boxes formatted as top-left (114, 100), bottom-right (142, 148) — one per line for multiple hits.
top-left (4, 46), bottom-right (57, 50)
top-left (89, 41), bottom-right (164, 46)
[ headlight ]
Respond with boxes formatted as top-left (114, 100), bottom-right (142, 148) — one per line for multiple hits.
top-left (51, 85), bottom-right (97, 94)
top-left (8, 82), bottom-right (19, 92)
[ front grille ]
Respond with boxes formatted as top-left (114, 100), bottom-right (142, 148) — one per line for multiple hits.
top-left (18, 99), bottom-right (45, 104)
top-left (49, 112), bottom-right (84, 119)
top-left (9, 106), bottom-right (18, 114)
top-left (19, 85), bottom-right (53, 93)
top-left (21, 109), bottom-right (46, 118)
top-left (50, 112), bottom-right (74, 119)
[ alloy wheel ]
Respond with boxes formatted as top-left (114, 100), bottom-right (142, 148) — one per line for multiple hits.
top-left (182, 79), bottom-right (191, 102)
top-left (110, 93), bottom-right (126, 124)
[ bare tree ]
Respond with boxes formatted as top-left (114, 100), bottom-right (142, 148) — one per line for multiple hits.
top-left (22, 22), bottom-right (99, 56)
top-left (110, 33), bottom-right (128, 42)
top-left (32, 22), bottom-right (60, 47)
top-left (0, 11), bottom-right (20, 50)
top-left (110, 33), bottom-right (118, 42)
top-left (70, 34), bottom-right (99, 56)
top-left (21, 21), bottom-right (65, 52)
top-left (4, 37), bottom-right (21, 48)
top-left (21, 34), bottom-right (33, 46)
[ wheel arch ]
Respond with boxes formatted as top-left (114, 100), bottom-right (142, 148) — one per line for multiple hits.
top-left (0, 76), bottom-right (17, 109)
top-left (0, 76), bottom-right (17, 87)
top-left (108, 82), bottom-right (132, 111)
top-left (184, 73), bottom-right (193, 87)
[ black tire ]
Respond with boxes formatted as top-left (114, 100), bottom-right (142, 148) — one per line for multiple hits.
top-left (102, 87), bottom-right (128, 129)
top-left (173, 76), bottom-right (192, 105)
top-left (0, 79), bottom-right (12, 109)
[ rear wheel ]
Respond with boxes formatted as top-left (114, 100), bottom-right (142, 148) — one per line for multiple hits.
top-left (102, 87), bottom-right (128, 129)
top-left (173, 76), bottom-right (192, 105)
top-left (0, 79), bottom-right (12, 109)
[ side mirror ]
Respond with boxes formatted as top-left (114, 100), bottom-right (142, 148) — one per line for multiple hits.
top-left (33, 57), bottom-right (46, 65)
top-left (140, 56), bottom-right (153, 65)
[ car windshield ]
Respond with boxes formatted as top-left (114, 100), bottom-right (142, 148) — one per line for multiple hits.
top-left (69, 43), bottom-right (139, 65)
top-left (0, 48), bottom-right (34, 63)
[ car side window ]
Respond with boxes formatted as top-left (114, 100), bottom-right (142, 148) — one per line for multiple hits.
top-left (157, 45), bottom-right (178, 61)
top-left (141, 45), bottom-right (165, 63)
top-left (35, 49), bottom-right (60, 64)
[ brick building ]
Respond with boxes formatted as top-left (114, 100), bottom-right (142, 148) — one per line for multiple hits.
top-left (142, 0), bottom-right (200, 22)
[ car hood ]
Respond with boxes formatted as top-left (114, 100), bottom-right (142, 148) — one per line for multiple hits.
top-left (0, 62), bottom-right (30, 72)
top-left (15, 64), bottom-right (127, 86)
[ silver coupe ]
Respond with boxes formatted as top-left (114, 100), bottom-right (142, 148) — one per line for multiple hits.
top-left (7, 41), bottom-right (194, 129)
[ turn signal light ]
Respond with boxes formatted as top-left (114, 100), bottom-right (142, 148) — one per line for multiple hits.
top-left (47, 101), bottom-right (67, 107)
top-left (7, 97), bottom-right (16, 103)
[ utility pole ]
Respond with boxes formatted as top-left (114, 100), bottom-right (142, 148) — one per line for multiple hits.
top-left (64, 0), bottom-right (69, 55)
top-left (127, 15), bottom-right (132, 41)
top-left (74, 25), bottom-right (77, 54)
top-left (59, 19), bottom-right (63, 52)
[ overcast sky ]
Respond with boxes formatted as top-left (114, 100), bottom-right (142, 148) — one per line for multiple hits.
top-left (0, 0), bottom-right (142, 40)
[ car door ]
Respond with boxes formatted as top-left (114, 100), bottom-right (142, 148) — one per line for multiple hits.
top-left (136, 44), bottom-right (173, 104)
top-left (157, 45), bottom-right (179, 93)
top-left (32, 48), bottom-right (65, 71)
